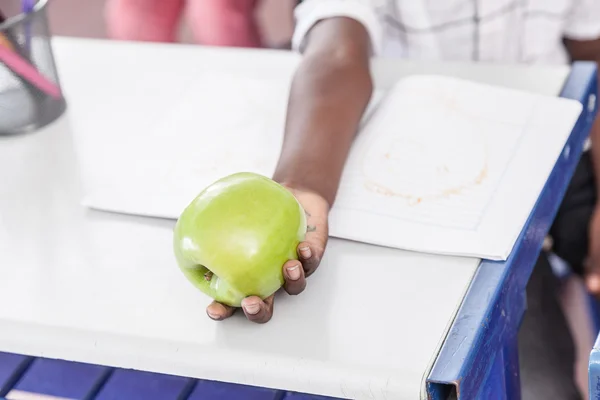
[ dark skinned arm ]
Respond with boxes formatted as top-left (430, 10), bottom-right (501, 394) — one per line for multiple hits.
top-left (272, 17), bottom-right (374, 206)
top-left (563, 37), bottom-right (600, 293)
top-left (207, 17), bottom-right (375, 323)
top-left (564, 38), bottom-right (600, 196)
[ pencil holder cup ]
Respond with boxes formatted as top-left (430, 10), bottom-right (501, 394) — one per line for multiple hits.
top-left (0, 0), bottom-right (66, 136)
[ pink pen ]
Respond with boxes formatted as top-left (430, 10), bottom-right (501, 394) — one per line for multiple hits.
top-left (0, 44), bottom-right (62, 99)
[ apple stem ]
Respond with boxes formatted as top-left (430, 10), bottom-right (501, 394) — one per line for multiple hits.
top-left (204, 271), bottom-right (214, 282)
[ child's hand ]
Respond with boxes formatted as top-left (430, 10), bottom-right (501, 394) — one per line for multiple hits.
top-left (206, 186), bottom-right (330, 323)
top-left (586, 205), bottom-right (600, 295)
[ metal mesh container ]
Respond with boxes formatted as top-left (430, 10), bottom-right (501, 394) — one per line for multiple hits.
top-left (0, 0), bottom-right (66, 135)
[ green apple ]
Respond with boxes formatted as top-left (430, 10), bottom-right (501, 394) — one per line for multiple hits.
top-left (173, 172), bottom-right (307, 307)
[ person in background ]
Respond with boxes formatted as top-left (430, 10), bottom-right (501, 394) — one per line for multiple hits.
top-left (204, 1), bottom-right (600, 399)
top-left (105, 0), bottom-right (262, 48)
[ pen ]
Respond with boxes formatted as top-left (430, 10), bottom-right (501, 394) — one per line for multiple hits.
top-left (0, 3), bottom-right (61, 100)
top-left (0, 33), bottom-right (13, 50)
top-left (0, 10), bottom-right (14, 51)
top-left (22, 0), bottom-right (34, 57)
top-left (0, 41), bottom-right (61, 99)
top-left (0, 8), bottom-right (19, 53)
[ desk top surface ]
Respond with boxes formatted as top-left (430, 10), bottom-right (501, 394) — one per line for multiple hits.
top-left (0, 37), bottom-right (572, 400)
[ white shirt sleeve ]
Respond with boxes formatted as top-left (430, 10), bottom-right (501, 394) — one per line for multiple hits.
top-left (291, 0), bottom-right (383, 56)
top-left (563, 0), bottom-right (600, 40)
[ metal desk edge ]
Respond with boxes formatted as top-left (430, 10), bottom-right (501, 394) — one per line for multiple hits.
top-left (589, 332), bottom-right (600, 398)
top-left (427, 61), bottom-right (598, 400)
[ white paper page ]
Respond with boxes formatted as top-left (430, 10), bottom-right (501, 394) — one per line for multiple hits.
top-left (80, 73), bottom-right (386, 219)
top-left (329, 75), bottom-right (583, 259)
top-left (80, 73), bottom-right (582, 260)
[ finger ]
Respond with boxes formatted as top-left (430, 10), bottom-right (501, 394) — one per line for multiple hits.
top-left (587, 273), bottom-right (600, 295)
top-left (297, 241), bottom-right (321, 277)
top-left (241, 295), bottom-right (274, 324)
top-left (283, 260), bottom-right (306, 295)
top-left (206, 301), bottom-right (236, 321)
top-left (584, 257), bottom-right (600, 295)
top-left (586, 263), bottom-right (600, 292)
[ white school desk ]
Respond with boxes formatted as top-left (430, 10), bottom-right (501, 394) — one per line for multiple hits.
top-left (0, 37), bottom-right (596, 400)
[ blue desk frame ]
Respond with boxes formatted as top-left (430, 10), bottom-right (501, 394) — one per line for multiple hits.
top-left (590, 331), bottom-right (600, 399)
top-left (0, 62), bottom-right (597, 400)
top-left (428, 61), bottom-right (598, 400)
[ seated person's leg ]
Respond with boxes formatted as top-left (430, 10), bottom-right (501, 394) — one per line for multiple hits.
top-left (105, 0), bottom-right (185, 43)
top-left (519, 253), bottom-right (582, 400)
top-left (559, 274), bottom-right (595, 398)
top-left (186, 0), bottom-right (262, 48)
top-left (519, 152), bottom-right (596, 400)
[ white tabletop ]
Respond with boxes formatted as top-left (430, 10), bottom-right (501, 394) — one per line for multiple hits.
top-left (0, 37), bottom-right (570, 400)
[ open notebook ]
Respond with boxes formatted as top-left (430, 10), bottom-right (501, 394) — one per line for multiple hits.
top-left (78, 73), bottom-right (582, 260)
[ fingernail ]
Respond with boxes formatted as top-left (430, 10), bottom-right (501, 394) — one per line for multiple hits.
top-left (287, 264), bottom-right (301, 280)
top-left (299, 246), bottom-right (312, 259)
top-left (243, 301), bottom-right (260, 315)
top-left (207, 311), bottom-right (221, 320)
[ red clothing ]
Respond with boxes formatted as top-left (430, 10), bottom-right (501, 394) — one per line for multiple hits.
top-left (105, 0), bottom-right (262, 48)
